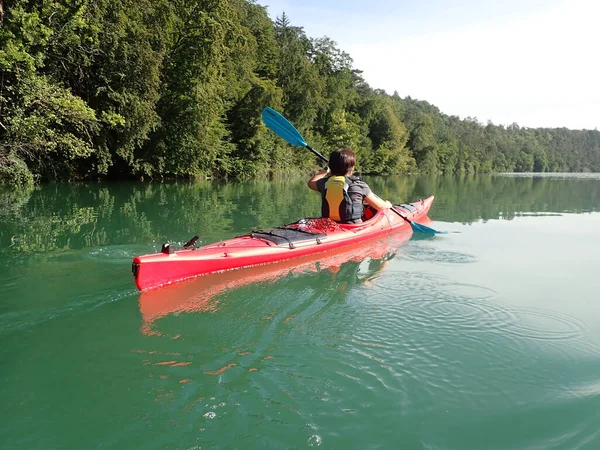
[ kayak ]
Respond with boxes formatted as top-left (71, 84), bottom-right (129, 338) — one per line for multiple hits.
top-left (132, 195), bottom-right (435, 291)
top-left (132, 196), bottom-right (435, 291)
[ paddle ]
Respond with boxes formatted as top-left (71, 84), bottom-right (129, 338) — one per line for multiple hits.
top-left (262, 107), bottom-right (444, 234)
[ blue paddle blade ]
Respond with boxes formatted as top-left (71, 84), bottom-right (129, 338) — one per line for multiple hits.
top-left (262, 107), bottom-right (308, 147)
top-left (391, 206), bottom-right (446, 234)
top-left (409, 221), bottom-right (447, 235)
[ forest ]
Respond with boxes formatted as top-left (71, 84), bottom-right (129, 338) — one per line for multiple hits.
top-left (1, 0), bottom-right (599, 187)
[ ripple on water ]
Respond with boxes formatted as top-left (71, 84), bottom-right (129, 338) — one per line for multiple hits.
top-left (498, 305), bottom-right (599, 361)
top-left (502, 306), bottom-right (586, 343)
top-left (342, 270), bottom-right (600, 421)
top-left (0, 288), bottom-right (136, 335)
top-left (362, 274), bottom-right (510, 336)
top-left (84, 245), bottom-right (148, 263)
top-left (361, 272), bottom-right (589, 350)
top-left (397, 241), bottom-right (478, 264)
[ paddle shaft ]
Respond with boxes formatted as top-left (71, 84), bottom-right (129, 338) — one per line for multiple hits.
top-left (308, 145), bottom-right (328, 164)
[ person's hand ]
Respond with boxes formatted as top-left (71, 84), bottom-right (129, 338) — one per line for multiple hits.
top-left (383, 200), bottom-right (393, 209)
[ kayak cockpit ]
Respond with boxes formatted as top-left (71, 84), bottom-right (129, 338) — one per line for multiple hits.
top-left (247, 226), bottom-right (327, 248)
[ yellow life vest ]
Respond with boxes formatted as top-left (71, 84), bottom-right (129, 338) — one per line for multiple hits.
top-left (321, 176), bottom-right (363, 223)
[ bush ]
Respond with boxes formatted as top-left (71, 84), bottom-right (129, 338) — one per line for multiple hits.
top-left (0, 155), bottom-right (35, 188)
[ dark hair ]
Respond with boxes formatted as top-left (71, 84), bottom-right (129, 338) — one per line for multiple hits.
top-left (328, 148), bottom-right (356, 176)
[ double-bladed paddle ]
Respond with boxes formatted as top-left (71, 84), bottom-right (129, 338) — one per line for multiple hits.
top-left (262, 107), bottom-right (444, 234)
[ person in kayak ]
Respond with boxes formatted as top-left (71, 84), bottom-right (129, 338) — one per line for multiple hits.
top-left (307, 148), bottom-right (393, 224)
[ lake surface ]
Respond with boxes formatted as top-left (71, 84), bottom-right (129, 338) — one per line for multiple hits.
top-left (2, 174), bottom-right (600, 449)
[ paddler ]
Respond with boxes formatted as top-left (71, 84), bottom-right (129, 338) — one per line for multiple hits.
top-left (307, 148), bottom-right (393, 224)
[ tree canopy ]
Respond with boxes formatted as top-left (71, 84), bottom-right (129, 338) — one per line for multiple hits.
top-left (1, 0), bottom-right (599, 186)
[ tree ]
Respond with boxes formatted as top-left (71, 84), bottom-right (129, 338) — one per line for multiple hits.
top-left (274, 13), bottom-right (324, 131)
top-left (0, 1), bottom-right (99, 182)
top-left (2, 0), bottom-right (600, 186)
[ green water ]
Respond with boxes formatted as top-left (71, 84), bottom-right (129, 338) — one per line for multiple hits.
top-left (2, 174), bottom-right (600, 449)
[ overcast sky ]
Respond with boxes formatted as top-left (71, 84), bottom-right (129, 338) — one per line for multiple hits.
top-left (261, 0), bottom-right (599, 130)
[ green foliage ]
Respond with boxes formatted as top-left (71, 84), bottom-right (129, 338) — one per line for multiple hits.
top-left (1, 0), bottom-right (599, 186)
top-left (85, 0), bottom-right (170, 176)
top-left (274, 13), bottom-right (324, 131)
top-left (1, 74), bottom-right (98, 180)
top-left (0, 154), bottom-right (34, 187)
top-left (362, 97), bottom-right (414, 174)
top-left (141, 0), bottom-right (259, 179)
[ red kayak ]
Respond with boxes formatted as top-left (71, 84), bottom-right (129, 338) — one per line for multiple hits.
top-left (132, 196), bottom-right (435, 291)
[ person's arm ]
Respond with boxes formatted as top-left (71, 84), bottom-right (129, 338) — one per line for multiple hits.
top-left (307, 167), bottom-right (329, 191)
top-left (364, 192), bottom-right (393, 210)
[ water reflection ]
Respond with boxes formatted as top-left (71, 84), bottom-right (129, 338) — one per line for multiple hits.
top-left (2, 174), bottom-right (600, 257)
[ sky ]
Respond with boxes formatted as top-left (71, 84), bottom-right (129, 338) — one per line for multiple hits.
top-left (260, 0), bottom-right (599, 130)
